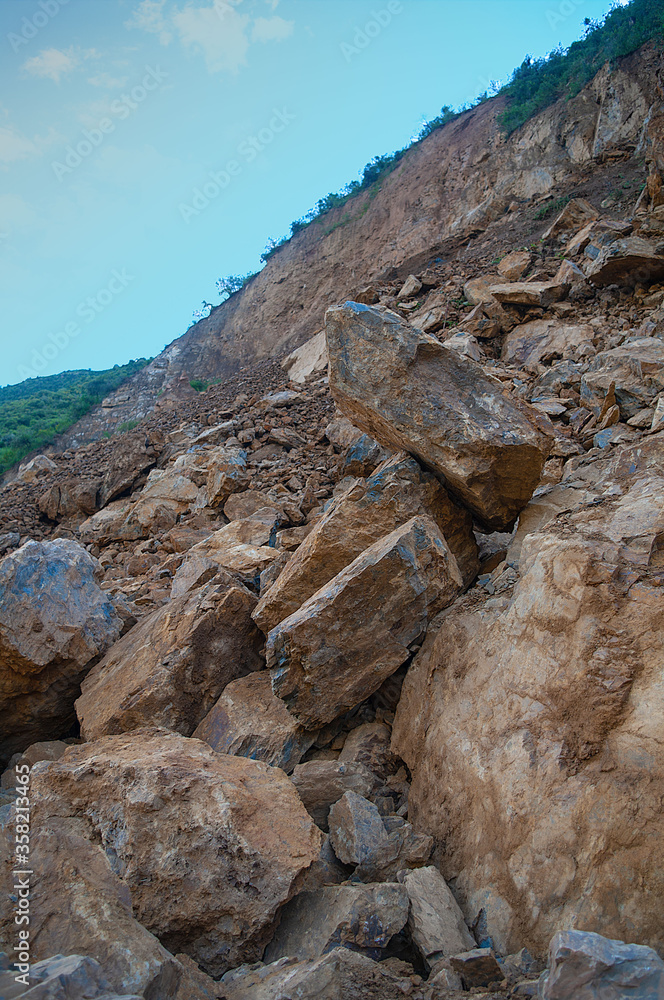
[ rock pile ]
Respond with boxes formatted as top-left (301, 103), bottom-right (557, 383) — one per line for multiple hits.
top-left (2, 191), bottom-right (664, 997)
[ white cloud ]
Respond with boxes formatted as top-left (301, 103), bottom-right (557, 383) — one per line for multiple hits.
top-left (23, 48), bottom-right (78, 83)
top-left (87, 72), bottom-right (130, 89)
top-left (251, 14), bottom-right (293, 42)
top-left (172, 4), bottom-right (250, 74)
top-left (0, 127), bottom-right (39, 166)
top-left (0, 194), bottom-right (38, 233)
top-left (125, 0), bottom-right (173, 45)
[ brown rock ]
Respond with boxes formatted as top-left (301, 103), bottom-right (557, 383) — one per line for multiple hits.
top-left (326, 303), bottom-right (551, 529)
top-left (0, 540), bottom-right (123, 764)
top-left (338, 722), bottom-right (400, 780)
top-left (392, 471), bottom-right (664, 956)
top-left (76, 581), bottom-right (263, 740)
top-left (291, 759), bottom-right (378, 830)
top-left (498, 250), bottom-right (532, 281)
top-left (253, 453), bottom-right (478, 634)
top-left (99, 433), bottom-right (156, 507)
top-left (398, 866), bottom-right (476, 968)
top-left (268, 516), bottom-right (462, 728)
top-left (584, 235), bottom-right (664, 286)
top-left (207, 446), bottom-right (250, 505)
top-left (540, 197), bottom-right (599, 240)
top-left (581, 338), bottom-right (664, 419)
top-left (489, 281), bottom-right (569, 307)
top-left (502, 319), bottom-right (594, 368)
top-left (12, 730), bottom-right (322, 977)
top-left (193, 671), bottom-right (315, 773)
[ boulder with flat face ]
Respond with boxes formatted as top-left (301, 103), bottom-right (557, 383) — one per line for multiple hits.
top-left (4, 730), bottom-right (322, 979)
top-left (584, 235), bottom-right (664, 285)
top-left (540, 930), bottom-right (664, 1000)
top-left (268, 515), bottom-right (463, 729)
top-left (0, 539), bottom-right (123, 764)
top-left (326, 303), bottom-right (550, 530)
top-left (76, 581), bottom-right (263, 740)
top-left (253, 453), bottom-right (478, 634)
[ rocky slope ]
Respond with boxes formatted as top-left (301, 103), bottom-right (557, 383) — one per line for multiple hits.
top-left (1, 40), bottom-right (664, 1000)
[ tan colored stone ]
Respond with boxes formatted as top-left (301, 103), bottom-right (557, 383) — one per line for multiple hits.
top-left (76, 582), bottom-right (263, 740)
top-left (207, 446), bottom-right (250, 505)
top-left (12, 730), bottom-right (322, 977)
top-left (581, 338), bottom-right (664, 419)
top-left (193, 671), bottom-right (315, 773)
top-left (498, 251), bottom-right (532, 281)
top-left (268, 515), bottom-right (462, 728)
top-left (398, 866), bottom-right (476, 967)
top-left (540, 197), bottom-right (599, 240)
top-left (0, 540), bottom-right (123, 764)
top-left (463, 275), bottom-right (500, 305)
top-left (502, 319), bottom-right (594, 368)
top-left (291, 760), bottom-right (378, 830)
top-left (281, 330), bottom-right (328, 384)
top-left (489, 281), bottom-right (569, 307)
top-left (393, 473), bottom-right (664, 957)
top-left (253, 453), bottom-right (478, 634)
top-left (584, 235), bottom-right (664, 286)
top-left (326, 303), bottom-right (551, 529)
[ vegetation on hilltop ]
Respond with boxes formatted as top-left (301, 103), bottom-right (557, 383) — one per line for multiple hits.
top-left (0, 360), bottom-right (151, 475)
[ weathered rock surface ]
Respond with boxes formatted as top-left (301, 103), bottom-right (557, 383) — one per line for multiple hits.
top-left (193, 670), bottom-right (315, 773)
top-left (393, 466), bottom-right (664, 956)
top-left (449, 948), bottom-right (503, 988)
top-left (581, 338), bottom-right (664, 419)
top-left (338, 722), bottom-right (400, 780)
top-left (268, 515), bottom-right (462, 728)
top-left (398, 866), bottom-right (476, 969)
top-left (281, 330), bottom-right (328, 384)
top-left (253, 453), bottom-right (477, 633)
top-left (76, 581), bottom-right (263, 740)
top-left (540, 930), bottom-right (664, 1000)
top-left (291, 760), bottom-right (378, 830)
top-left (584, 234), bottom-right (664, 285)
top-left (489, 281), bottom-right (569, 307)
top-left (540, 197), bottom-right (599, 240)
top-left (8, 730), bottom-right (322, 978)
top-left (501, 319), bottom-right (594, 369)
top-left (264, 883), bottom-right (410, 962)
top-left (0, 539), bottom-right (123, 764)
top-left (0, 954), bottom-right (141, 1000)
top-left (498, 250), bottom-right (532, 280)
top-left (207, 446), bottom-right (250, 505)
top-left (326, 302), bottom-right (550, 529)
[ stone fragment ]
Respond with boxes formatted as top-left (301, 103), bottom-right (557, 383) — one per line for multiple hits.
top-left (0, 532), bottom-right (20, 555)
top-left (193, 671), bottom-right (315, 773)
top-left (224, 490), bottom-right (284, 521)
top-left (463, 275), bottom-right (500, 305)
top-left (498, 250), bottom-right (532, 280)
top-left (338, 722), bottom-right (399, 780)
top-left (442, 331), bottom-right (483, 361)
top-left (98, 434), bottom-right (156, 507)
top-left (76, 582), bottom-right (263, 740)
top-left (540, 930), bottom-right (664, 1000)
top-left (268, 515), bottom-right (462, 728)
top-left (398, 274), bottom-right (423, 298)
top-left (16, 453), bottom-right (58, 482)
top-left (0, 954), bottom-right (139, 1000)
top-left (254, 453), bottom-right (477, 633)
top-left (581, 338), bottom-right (664, 419)
top-left (0, 539), bottom-right (123, 764)
top-left (281, 330), bottom-right (328, 384)
top-left (265, 883), bottom-right (409, 963)
top-left (324, 414), bottom-right (364, 450)
top-left (207, 446), bottom-right (250, 505)
top-left (651, 396), bottom-right (664, 433)
top-left (326, 302), bottom-right (550, 529)
top-left (399, 866), bottom-right (476, 967)
top-left (327, 791), bottom-right (389, 866)
top-left (540, 197), bottom-right (599, 240)
top-left (566, 218), bottom-right (632, 257)
top-left (489, 281), bottom-right (569, 307)
top-left (584, 235), bottom-right (664, 286)
top-left (291, 760), bottom-right (378, 830)
top-left (221, 948), bottom-right (415, 1000)
top-left (502, 319), bottom-right (594, 368)
top-left (449, 948), bottom-right (503, 988)
top-left (6, 730), bottom-right (322, 978)
top-left (338, 433), bottom-right (391, 477)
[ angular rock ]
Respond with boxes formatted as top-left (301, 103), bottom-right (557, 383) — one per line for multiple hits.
top-left (399, 866), bottom-right (476, 968)
top-left (76, 582), bottom-right (263, 740)
top-left (566, 218), bottom-right (632, 257)
top-left (442, 331), bottom-right (483, 361)
top-left (207, 446), bottom-right (250, 505)
top-left (98, 433), bottom-right (156, 507)
top-left (0, 540), bottom-right (123, 764)
top-left (254, 453), bottom-right (477, 633)
top-left (581, 338), bottom-right (664, 419)
top-left (264, 883), bottom-right (409, 962)
top-left (268, 515), bottom-right (463, 728)
top-left (338, 722), bottom-right (400, 780)
top-left (8, 730), bottom-right (322, 978)
top-left (498, 250), bottom-right (532, 280)
top-left (489, 281), bottom-right (569, 307)
top-left (328, 791), bottom-right (389, 866)
top-left (291, 760), bottom-right (378, 830)
top-left (449, 948), bottom-right (502, 988)
top-left (193, 671), bottom-right (315, 773)
top-left (463, 275), bottom-right (500, 305)
top-left (584, 235), bottom-right (664, 286)
top-left (221, 948), bottom-right (415, 1000)
top-left (338, 433), bottom-right (391, 477)
top-left (540, 197), bottom-right (599, 240)
top-left (326, 302), bottom-right (550, 529)
top-left (16, 453), bottom-right (58, 482)
top-left (398, 274), bottom-right (423, 298)
top-left (502, 319), bottom-right (594, 368)
top-left (281, 330), bottom-right (328, 384)
top-left (0, 954), bottom-right (140, 1000)
top-left (540, 930), bottom-right (664, 1000)
top-left (392, 469), bottom-right (664, 955)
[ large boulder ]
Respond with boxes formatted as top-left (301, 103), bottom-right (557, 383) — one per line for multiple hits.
top-left (76, 582), bottom-right (263, 741)
top-left (392, 471), bottom-right (664, 957)
top-left (0, 954), bottom-right (143, 1000)
top-left (501, 319), bottom-right (594, 368)
top-left (99, 432), bottom-right (156, 507)
top-left (193, 670), bottom-right (315, 773)
top-left (584, 234), bottom-right (664, 285)
top-left (581, 338), bottom-right (664, 420)
top-left (540, 930), bottom-right (664, 1000)
top-left (4, 730), bottom-right (322, 978)
top-left (253, 453), bottom-right (478, 634)
top-left (268, 515), bottom-right (462, 729)
top-left (0, 540), bottom-right (123, 764)
top-left (325, 302), bottom-right (550, 529)
top-left (291, 760), bottom-right (378, 830)
top-left (398, 866), bottom-right (476, 970)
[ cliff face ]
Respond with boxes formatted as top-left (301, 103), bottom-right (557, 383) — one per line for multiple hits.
top-left (56, 43), bottom-right (664, 448)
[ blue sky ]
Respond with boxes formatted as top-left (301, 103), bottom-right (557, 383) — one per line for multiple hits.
top-left (0, 0), bottom-right (622, 385)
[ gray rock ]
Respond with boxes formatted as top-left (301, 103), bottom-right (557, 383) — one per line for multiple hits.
top-left (539, 930), bottom-right (664, 1000)
top-left (0, 954), bottom-right (120, 1000)
top-left (328, 791), bottom-right (389, 866)
top-left (264, 883), bottom-right (409, 962)
top-left (450, 947), bottom-right (503, 988)
top-left (398, 866), bottom-right (476, 968)
top-left (291, 761), bottom-right (378, 830)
